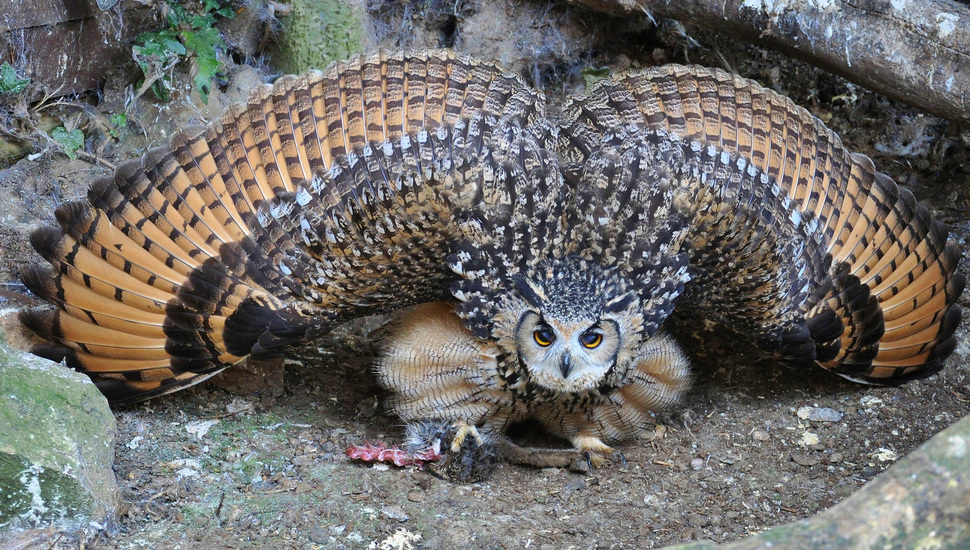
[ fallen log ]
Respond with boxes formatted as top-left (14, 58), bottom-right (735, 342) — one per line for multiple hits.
top-left (567, 0), bottom-right (970, 124)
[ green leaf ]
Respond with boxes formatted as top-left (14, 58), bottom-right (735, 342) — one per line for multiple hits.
top-left (182, 27), bottom-right (225, 104)
top-left (51, 127), bottom-right (85, 160)
top-left (0, 63), bottom-right (30, 94)
top-left (581, 66), bottom-right (611, 88)
top-left (131, 1), bottom-right (234, 104)
top-left (214, 5), bottom-right (235, 18)
top-left (109, 113), bottom-right (127, 139)
top-left (165, 1), bottom-right (190, 27)
top-left (181, 27), bottom-right (223, 55)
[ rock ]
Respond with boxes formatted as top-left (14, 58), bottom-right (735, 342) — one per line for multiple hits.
top-left (0, 336), bottom-right (118, 533)
top-left (796, 406), bottom-right (843, 423)
top-left (791, 453), bottom-right (821, 467)
top-left (687, 513), bottom-right (709, 527)
top-left (380, 504), bottom-right (409, 522)
top-left (798, 432), bottom-right (820, 446)
top-left (752, 430), bottom-right (770, 441)
top-left (272, 0), bottom-right (370, 75)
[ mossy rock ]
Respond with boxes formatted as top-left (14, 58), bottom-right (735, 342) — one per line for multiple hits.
top-left (273, 0), bottom-right (370, 74)
top-left (0, 336), bottom-right (118, 533)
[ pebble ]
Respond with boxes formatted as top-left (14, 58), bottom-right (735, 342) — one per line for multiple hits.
top-left (870, 448), bottom-right (898, 462)
top-left (686, 513), bottom-right (709, 527)
top-left (690, 458), bottom-right (704, 470)
top-left (565, 475), bottom-right (586, 491)
top-left (797, 406), bottom-right (843, 422)
top-left (308, 525), bottom-right (329, 544)
top-left (752, 430), bottom-right (770, 441)
top-left (407, 491), bottom-right (425, 502)
top-left (381, 505), bottom-right (409, 522)
top-left (791, 452), bottom-right (820, 467)
top-left (718, 453), bottom-right (740, 465)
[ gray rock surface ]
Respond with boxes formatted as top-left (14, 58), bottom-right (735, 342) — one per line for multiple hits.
top-left (0, 330), bottom-right (118, 535)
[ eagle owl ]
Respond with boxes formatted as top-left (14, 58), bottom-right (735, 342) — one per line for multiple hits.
top-left (20, 50), bottom-right (964, 481)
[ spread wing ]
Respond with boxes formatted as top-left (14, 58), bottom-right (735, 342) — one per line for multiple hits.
top-left (19, 49), bottom-right (548, 403)
top-left (557, 64), bottom-right (964, 382)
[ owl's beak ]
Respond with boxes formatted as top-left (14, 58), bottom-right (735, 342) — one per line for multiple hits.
top-left (559, 355), bottom-right (572, 379)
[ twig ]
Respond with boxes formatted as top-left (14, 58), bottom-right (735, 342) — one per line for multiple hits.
top-left (75, 150), bottom-right (117, 170)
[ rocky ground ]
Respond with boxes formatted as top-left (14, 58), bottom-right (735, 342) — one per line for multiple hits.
top-left (1, 0), bottom-right (969, 548)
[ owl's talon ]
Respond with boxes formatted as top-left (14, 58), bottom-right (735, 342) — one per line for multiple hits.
top-left (612, 450), bottom-right (627, 468)
top-left (450, 421), bottom-right (484, 453)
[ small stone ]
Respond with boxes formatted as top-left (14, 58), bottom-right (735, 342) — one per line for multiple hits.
top-left (870, 448), bottom-right (898, 462)
top-left (308, 525), bottom-right (329, 544)
top-left (799, 432), bottom-right (820, 446)
top-left (407, 491), bottom-right (425, 502)
top-left (796, 406), bottom-right (843, 423)
top-left (752, 430), bottom-right (770, 441)
top-left (686, 513), bottom-right (709, 527)
top-left (381, 505), bottom-right (409, 522)
top-left (690, 458), bottom-right (704, 470)
top-left (791, 453), bottom-right (821, 467)
top-left (718, 453), bottom-right (740, 465)
top-left (565, 475), bottom-right (586, 491)
top-left (828, 453), bottom-right (844, 464)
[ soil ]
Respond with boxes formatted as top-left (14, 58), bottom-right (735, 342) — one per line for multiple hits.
top-left (1, 1), bottom-right (969, 548)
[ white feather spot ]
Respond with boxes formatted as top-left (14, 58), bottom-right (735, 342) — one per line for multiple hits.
top-left (296, 187), bottom-right (312, 206)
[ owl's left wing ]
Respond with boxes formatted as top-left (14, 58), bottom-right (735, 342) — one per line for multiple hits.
top-left (19, 50), bottom-right (551, 403)
top-left (556, 65), bottom-right (963, 382)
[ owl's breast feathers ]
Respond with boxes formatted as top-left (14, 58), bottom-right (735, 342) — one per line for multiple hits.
top-left (20, 50), bottom-right (963, 405)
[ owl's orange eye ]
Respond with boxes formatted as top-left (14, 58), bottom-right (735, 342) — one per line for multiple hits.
top-left (534, 326), bottom-right (555, 347)
top-left (580, 331), bottom-right (602, 349)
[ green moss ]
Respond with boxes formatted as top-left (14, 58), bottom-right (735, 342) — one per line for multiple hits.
top-left (274, 0), bottom-right (369, 74)
top-left (0, 339), bottom-right (117, 529)
top-left (0, 454), bottom-right (87, 525)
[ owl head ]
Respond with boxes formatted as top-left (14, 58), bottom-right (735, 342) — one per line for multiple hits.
top-left (453, 242), bottom-right (690, 398)
top-left (497, 258), bottom-right (651, 396)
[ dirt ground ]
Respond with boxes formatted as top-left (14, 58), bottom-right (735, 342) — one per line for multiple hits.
top-left (2, 0), bottom-right (970, 548)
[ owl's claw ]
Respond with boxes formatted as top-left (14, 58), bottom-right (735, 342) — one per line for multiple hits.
top-left (565, 435), bottom-right (627, 474)
top-left (450, 421), bottom-right (484, 453)
top-left (612, 450), bottom-right (627, 468)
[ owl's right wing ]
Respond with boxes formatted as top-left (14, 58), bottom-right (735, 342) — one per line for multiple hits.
top-left (19, 50), bottom-right (549, 404)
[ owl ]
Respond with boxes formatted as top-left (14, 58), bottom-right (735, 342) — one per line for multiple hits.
top-left (19, 50), bottom-right (964, 481)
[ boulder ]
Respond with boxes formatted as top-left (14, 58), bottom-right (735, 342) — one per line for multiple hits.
top-left (0, 334), bottom-right (118, 535)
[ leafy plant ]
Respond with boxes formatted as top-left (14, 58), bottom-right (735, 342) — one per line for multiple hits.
top-left (0, 63), bottom-right (30, 94)
top-left (51, 126), bottom-right (85, 159)
top-left (581, 66), bottom-right (611, 88)
top-left (133, 0), bottom-right (234, 104)
top-left (109, 113), bottom-right (127, 139)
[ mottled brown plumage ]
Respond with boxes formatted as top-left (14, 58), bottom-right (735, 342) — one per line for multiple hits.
top-left (20, 50), bottom-right (963, 480)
